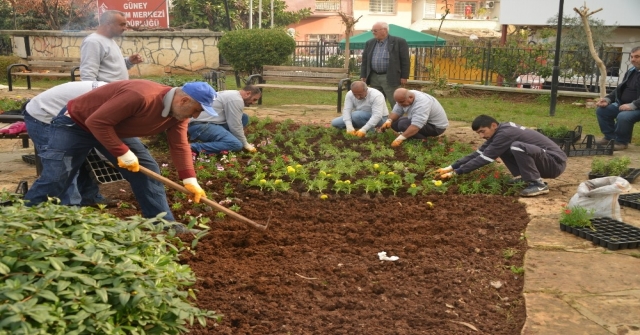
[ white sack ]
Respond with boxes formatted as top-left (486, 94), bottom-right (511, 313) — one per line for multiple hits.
top-left (567, 176), bottom-right (631, 221)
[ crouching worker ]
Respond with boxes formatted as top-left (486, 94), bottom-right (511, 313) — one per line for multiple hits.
top-left (331, 81), bottom-right (389, 137)
top-left (379, 88), bottom-right (448, 147)
top-left (436, 115), bottom-right (567, 197)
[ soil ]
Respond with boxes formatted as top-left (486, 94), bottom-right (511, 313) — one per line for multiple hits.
top-left (95, 119), bottom-right (530, 335)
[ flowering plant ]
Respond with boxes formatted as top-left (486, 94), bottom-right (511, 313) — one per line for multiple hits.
top-left (560, 205), bottom-right (595, 229)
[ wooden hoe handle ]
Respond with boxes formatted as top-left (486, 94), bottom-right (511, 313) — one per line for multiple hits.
top-left (137, 166), bottom-right (267, 231)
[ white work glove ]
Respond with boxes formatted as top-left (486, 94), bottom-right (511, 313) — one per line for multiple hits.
top-left (183, 177), bottom-right (206, 203)
top-left (244, 143), bottom-right (257, 153)
top-left (435, 166), bottom-right (453, 175)
top-left (117, 150), bottom-right (139, 172)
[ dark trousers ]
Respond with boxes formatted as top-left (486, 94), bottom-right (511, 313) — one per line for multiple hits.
top-left (501, 141), bottom-right (566, 182)
top-left (392, 117), bottom-right (446, 139)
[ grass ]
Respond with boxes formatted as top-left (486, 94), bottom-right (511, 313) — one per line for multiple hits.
top-left (3, 74), bottom-right (619, 144)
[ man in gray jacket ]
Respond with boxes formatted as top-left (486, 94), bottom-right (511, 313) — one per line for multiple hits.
top-left (437, 115), bottom-right (567, 197)
top-left (360, 22), bottom-right (409, 106)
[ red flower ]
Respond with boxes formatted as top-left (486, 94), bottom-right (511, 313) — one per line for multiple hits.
top-left (564, 209), bottom-right (571, 214)
top-left (480, 174), bottom-right (486, 179)
top-left (198, 166), bottom-right (204, 170)
top-left (493, 171), bottom-right (500, 179)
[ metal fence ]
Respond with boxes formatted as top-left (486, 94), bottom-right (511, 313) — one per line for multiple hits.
top-left (291, 41), bottom-right (630, 93)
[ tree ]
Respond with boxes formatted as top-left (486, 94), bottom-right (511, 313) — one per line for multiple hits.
top-left (338, 12), bottom-right (361, 70)
top-left (170, 0), bottom-right (310, 31)
top-left (218, 29), bottom-right (295, 75)
top-left (547, 10), bottom-right (615, 92)
top-left (573, 3), bottom-right (607, 98)
top-left (1, 0), bottom-right (96, 30)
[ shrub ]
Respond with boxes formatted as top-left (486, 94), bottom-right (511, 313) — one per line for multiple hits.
top-left (0, 198), bottom-right (220, 334)
top-left (218, 29), bottom-right (296, 75)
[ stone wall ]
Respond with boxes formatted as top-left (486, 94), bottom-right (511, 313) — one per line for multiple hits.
top-left (0, 29), bottom-right (223, 76)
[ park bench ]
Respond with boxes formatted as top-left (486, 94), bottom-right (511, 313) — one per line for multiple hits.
top-left (247, 65), bottom-right (351, 113)
top-left (7, 56), bottom-right (80, 91)
top-left (0, 114), bottom-right (29, 148)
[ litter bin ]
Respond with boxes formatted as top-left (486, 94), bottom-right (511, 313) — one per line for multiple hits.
top-left (516, 74), bottom-right (544, 89)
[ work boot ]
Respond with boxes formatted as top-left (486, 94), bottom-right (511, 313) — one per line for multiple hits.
top-left (520, 181), bottom-right (549, 197)
top-left (164, 222), bottom-right (203, 235)
top-left (613, 142), bottom-right (628, 151)
top-left (595, 138), bottom-right (612, 146)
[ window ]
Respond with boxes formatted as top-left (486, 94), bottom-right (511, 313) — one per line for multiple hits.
top-left (308, 34), bottom-right (340, 43)
top-left (369, 0), bottom-right (395, 14)
top-left (454, 1), bottom-right (478, 19)
top-left (423, 0), bottom-right (436, 19)
top-left (315, 0), bottom-right (341, 12)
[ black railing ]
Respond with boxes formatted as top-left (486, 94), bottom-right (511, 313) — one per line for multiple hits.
top-left (291, 41), bottom-right (630, 93)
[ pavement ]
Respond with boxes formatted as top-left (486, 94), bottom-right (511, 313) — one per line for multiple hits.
top-left (1, 90), bottom-right (639, 334)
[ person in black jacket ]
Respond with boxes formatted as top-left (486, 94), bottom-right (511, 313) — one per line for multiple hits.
top-left (595, 46), bottom-right (640, 151)
top-left (436, 115), bottom-right (567, 197)
top-left (359, 22), bottom-right (409, 106)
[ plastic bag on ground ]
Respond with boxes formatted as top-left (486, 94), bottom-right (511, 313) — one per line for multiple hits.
top-left (567, 176), bottom-right (631, 221)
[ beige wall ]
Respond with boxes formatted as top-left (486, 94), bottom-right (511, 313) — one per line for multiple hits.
top-left (0, 29), bottom-right (223, 76)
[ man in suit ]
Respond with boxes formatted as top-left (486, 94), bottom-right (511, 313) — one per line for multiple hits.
top-left (360, 22), bottom-right (410, 106)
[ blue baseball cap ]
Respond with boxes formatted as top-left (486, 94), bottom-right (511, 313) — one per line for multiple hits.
top-left (182, 82), bottom-right (218, 117)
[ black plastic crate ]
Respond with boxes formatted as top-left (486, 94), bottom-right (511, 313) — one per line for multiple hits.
top-left (85, 149), bottom-right (124, 184)
top-left (537, 125), bottom-right (582, 145)
top-left (560, 135), bottom-right (613, 157)
top-left (589, 168), bottom-right (640, 183)
top-left (21, 154), bottom-right (36, 165)
top-left (619, 193), bottom-right (640, 210)
top-left (560, 217), bottom-right (640, 250)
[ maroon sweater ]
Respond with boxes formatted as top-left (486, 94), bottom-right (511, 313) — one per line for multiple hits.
top-left (67, 79), bottom-right (195, 179)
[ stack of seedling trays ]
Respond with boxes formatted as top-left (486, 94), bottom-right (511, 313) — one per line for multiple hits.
top-left (537, 125), bottom-right (582, 146)
top-left (85, 148), bottom-right (124, 184)
top-left (21, 154), bottom-right (36, 165)
top-left (560, 217), bottom-right (640, 250)
top-left (589, 169), bottom-right (640, 183)
top-left (560, 135), bottom-right (613, 157)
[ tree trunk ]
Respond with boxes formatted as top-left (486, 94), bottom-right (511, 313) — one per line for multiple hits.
top-left (574, 5), bottom-right (606, 98)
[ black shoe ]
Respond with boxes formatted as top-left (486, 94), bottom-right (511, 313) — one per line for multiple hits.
top-left (595, 138), bottom-right (612, 146)
top-left (507, 177), bottom-right (523, 185)
top-left (520, 181), bottom-right (549, 197)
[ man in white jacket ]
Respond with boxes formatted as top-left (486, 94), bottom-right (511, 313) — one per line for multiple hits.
top-left (331, 81), bottom-right (389, 137)
top-left (189, 85), bottom-right (261, 154)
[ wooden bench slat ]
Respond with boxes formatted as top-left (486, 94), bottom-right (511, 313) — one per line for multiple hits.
top-left (13, 73), bottom-right (76, 77)
top-left (254, 84), bottom-right (339, 91)
top-left (7, 57), bottom-right (80, 91)
top-left (262, 71), bottom-right (347, 79)
top-left (263, 65), bottom-right (348, 73)
top-left (262, 76), bottom-right (347, 84)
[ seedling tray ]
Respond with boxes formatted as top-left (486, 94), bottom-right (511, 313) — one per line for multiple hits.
top-left (618, 193), bottom-right (640, 210)
top-left (561, 135), bottom-right (613, 157)
top-left (537, 125), bottom-right (582, 145)
top-left (86, 149), bottom-right (124, 184)
top-left (560, 217), bottom-right (640, 250)
top-left (589, 168), bottom-right (640, 183)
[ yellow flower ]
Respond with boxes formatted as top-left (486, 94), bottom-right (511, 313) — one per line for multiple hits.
top-left (275, 179), bottom-right (282, 184)
top-left (296, 164), bottom-right (302, 169)
top-left (373, 164), bottom-right (379, 169)
top-left (336, 180), bottom-right (343, 184)
top-left (345, 180), bottom-right (351, 184)
top-left (410, 183), bottom-right (417, 188)
top-left (433, 180), bottom-right (443, 187)
top-left (426, 201), bottom-right (434, 208)
top-left (380, 171), bottom-right (385, 175)
top-left (387, 171), bottom-right (394, 176)
top-left (319, 171), bottom-right (327, 176)
top-left (287, 166), bottom-right (296, 173)
top-left (259, 179), bottom-right (267, 184)
top-left (320, 194), bottom-right (328, 200)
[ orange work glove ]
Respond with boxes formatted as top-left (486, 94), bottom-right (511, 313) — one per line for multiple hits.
top-left (391, 135), bottom-right (406, 147)
top-left (354, 130), bottom-right (366, 138)
top-left (379, 119), bottom-right (392, 131)
top-left (183, 178), bottom-right (206, 203)
top-left (117, 150), bottom-right (140, 172)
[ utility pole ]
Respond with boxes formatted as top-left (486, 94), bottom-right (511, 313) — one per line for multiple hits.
top-left (249, 0), bottom-right (253, 29)
top-left (259, 0), bottom-right (262, 29)
top-left (549, 0), bottom-right (564, 116)
top-left (270, 0), bottom-right (274, 28)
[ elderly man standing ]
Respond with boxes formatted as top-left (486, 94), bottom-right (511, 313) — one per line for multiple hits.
top-left (80, 10), bottom-right (143, 82)
top-left (360, 22), bottom-right (410, 106)
top-left (379, 88), bottom-right (449, 147)
top-left (25, 80), bottom-right (216, 227)
top-left (331, 81), bottom-right (389, 137)
top-left (189, 85), bottom-right (261, 155)
top-left (595, 46), bottom-right (640, 151)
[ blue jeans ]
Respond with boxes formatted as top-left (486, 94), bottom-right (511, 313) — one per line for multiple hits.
top-left (331, 111), bottom-right (387, 131)
top-left (23, 111), bottom-right (104, 205)
top-left (596, 103), bottom-right (640, 145)
top-left (189, 113), bottom-right (249, 154)
top-left (24, 115), bottom-right (175, 221)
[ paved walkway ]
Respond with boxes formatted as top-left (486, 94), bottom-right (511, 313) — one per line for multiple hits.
top-left (1, 98), bottom-right (639, 334)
